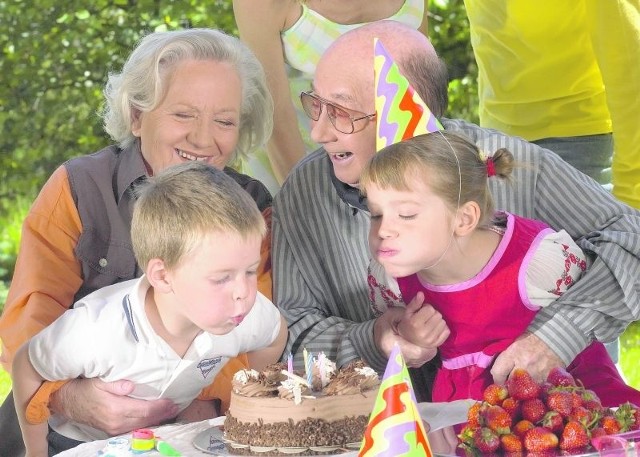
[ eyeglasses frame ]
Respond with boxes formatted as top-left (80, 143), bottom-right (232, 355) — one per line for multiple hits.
top-left (300, 91), bottom-right (376, 134)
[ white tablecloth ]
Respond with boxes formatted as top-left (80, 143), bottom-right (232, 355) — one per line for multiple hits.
top-left (57, 401), bottom-right (473, 456)
top-left (58, 417), bottom-right (227, 457)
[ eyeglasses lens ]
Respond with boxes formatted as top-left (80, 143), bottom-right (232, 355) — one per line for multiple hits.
top-left (301, 92), bottom-right (353, 134)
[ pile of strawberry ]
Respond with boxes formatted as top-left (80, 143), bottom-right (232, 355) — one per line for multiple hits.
top-left (458, 367), bottom-right (639, 455)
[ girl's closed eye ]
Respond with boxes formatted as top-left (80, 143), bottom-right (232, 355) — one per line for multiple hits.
top-left (399, 214), bottom-right (417, 220)
top-left (370, 213), bottom-right (382, 220)
top-left (246, 269), bottom-right (258, 277)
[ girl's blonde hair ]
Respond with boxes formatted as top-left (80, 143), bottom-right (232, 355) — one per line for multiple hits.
top-left (361, 131), bottom-right (515, 228)
top-left (102, 28), bottom-right (273, 165)
top-left (131, 161), bottom-right (266, 270)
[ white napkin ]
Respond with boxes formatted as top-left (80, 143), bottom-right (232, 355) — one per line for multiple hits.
top-left (418, 399), bottom-right (475, 431)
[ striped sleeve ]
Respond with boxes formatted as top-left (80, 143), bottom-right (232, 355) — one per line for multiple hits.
top-left (272, 152), bottom-right (388, 373)
top-left (446, 118), bottom-right (640, 364)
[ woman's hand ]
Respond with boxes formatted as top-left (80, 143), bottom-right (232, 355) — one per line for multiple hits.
top-left (50, 378), bottom-right (180, 436)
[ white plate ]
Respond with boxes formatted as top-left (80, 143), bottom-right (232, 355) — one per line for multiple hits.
top-left (192, 426), bottom-right (358, 456)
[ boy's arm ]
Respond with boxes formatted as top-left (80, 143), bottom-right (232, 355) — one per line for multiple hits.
top-left (246, 316), bottom-right (288, 372)
top-left (176, 398), bottom-right (219, 423)
top-left (13, 343), bottom-right (48, 457)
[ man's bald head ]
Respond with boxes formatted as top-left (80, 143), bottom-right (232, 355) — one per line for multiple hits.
top-left (320, 20), bottom-right (449, 117)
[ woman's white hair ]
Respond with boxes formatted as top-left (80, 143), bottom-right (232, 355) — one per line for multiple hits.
top-left (102, 28), bottom-right (273, 163)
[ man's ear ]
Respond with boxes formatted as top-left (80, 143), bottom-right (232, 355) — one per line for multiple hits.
top-left (146, 258), bottom-right (172, 293)
top-left (131, 108), bottom-right (143, 137)
top-left (455, 201), bottom-right (480, 237)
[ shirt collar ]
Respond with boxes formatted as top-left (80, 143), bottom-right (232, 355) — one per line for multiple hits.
top-left (116, 139), bottom-right (148, 202)
top-left (328, 157), bottom-right (369, 212)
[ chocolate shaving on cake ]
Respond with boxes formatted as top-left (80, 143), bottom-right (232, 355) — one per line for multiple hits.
top-left (323, 360), bottom-right (380, 396)
top-left (232, 368), bottom-right (279, 397)
top-left (260, 362), bottom-right (288, 386)
top-left (225, 413), bottom-right (369, 449)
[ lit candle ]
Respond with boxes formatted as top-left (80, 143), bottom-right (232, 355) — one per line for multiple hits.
top-left (287, 352), bottom-right (293, 373)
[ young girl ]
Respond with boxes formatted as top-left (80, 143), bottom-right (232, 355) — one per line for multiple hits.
top-left (362, 131), bottom-right (640, 406)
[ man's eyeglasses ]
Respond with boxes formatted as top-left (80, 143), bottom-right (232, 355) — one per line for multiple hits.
top-left (300, 91), bottom-right (376, 134)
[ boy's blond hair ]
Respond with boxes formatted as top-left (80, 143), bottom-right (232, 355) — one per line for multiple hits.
top-left (131, 162), bottom-right (266, 269)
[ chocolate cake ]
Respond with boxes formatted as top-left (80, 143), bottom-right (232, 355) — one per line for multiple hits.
top-left (223, 358), bottom-right (380, 453)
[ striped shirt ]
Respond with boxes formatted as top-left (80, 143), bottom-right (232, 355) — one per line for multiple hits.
top-left (272, 117), bottom-right (640, 373)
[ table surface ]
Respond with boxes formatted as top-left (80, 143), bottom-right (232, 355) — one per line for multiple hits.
top-left (57, 401), bottom-right (475, 456)
top-left (58, 417), bottom-right (225, 456)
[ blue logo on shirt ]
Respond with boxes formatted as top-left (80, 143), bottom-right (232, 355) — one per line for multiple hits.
top-left (197, 357), bottom-right (222, 378)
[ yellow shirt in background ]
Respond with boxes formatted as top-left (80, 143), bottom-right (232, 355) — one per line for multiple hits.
top-left (464, 0), bottom-right (640, 207)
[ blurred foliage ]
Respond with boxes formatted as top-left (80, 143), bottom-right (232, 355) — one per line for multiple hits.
top-left (428, 0), bottom-right (479, 124)
top-left (0, 0), bottom-right (479, 289)
top-left (0, 0), bottom-right (237, 214)
top-left (0, 0), bottom-right (476, 214)
top-left (0, 196), bottom-right (27, 285)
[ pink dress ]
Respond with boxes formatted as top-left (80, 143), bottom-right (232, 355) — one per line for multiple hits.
top-left (396, 213), bottom-right (639, 406)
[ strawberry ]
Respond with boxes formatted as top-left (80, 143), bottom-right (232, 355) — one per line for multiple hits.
top-left (523, 426), bottom-right (559, 452)
top-left (506, 368), bottom-right (541, 400)
top-left (483, 383), bottom-right (509, 405)
top-left (467, 401), bottom-right (486, 428)
top-left (546, 389), bottom-right (574, 417)
top-left (582, 399), bottom-right (604, 414)
top-left (522, 398), bottom-right (547, 423)
top-left (502, 397), bottom-right (521, 420)
top-left (560, 420), bottom-right (589, 450)
top-left (579, 390), bottom-right (602, 415)
top-left (457, 424), bottom-right (477, 450)
top-left (473, 426), bottom-right (501, 453)
top-left (590, 427), bottom-right (607, 440)
top-left (631, 405), bottom-right (640, 431)
top-left (569, 406), bottom-right (593, 426)
top-left (601, 415), bottom-right (622, 435)
top-left (538, 381), bottom-right (555, 402)
top-left (570, 391), bottom-right (583, 409)
top-left (484, 405), bottom-right (512, 435)
top-left (546, 366), bottom-right (576, 387)
top-left (541, 411), bottom-right (564, 433)
top-left (513, 419), bottom-right (535, 438)
top-left (614, 402), bottom-right (640, 432)
top-left (581, 389), bottom-right (601, 404)
top-left (500, 433), bottom-right (524, 453)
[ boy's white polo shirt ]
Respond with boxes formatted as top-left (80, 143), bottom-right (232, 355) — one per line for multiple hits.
top-left (29, 275), bottom-right (281, 442)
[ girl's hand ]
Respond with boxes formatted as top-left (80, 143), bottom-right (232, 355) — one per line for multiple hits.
top-left (397, 292), bottom-right (450, 349)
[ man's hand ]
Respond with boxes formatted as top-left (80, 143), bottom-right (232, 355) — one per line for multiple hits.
top-left (491, 332), bottom-right (565, 384)
top-left (397, 292), bottom-right (450, 348)
top-left (50, 378), bottom-right (180, 436)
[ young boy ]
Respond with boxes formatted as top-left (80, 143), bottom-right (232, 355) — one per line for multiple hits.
top-left (12, 161), bottom-right (287, 455)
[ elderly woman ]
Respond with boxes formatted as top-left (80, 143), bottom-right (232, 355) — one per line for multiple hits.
top-left (0, 28), bottom-right (274, 455)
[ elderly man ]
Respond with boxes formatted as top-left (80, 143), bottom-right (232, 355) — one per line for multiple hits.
top-left (272, 20), bottom-right (640, 397)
